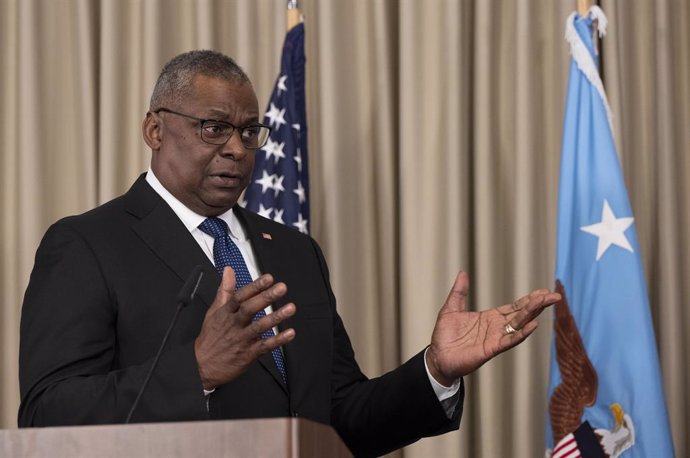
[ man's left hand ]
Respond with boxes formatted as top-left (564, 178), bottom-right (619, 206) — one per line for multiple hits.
top-left (425, 271), bottom-right (561, 386)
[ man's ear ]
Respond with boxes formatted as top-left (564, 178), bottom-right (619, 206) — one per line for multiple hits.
top-left (142, 112), bottom-right (162, 150)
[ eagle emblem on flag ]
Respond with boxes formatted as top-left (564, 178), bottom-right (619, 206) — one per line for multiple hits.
top-left (547, 282), bottom-right (636, 458)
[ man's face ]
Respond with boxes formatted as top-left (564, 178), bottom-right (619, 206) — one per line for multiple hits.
top-left (149, 75), bottom-right (259, 216)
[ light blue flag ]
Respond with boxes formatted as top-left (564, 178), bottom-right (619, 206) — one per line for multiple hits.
top-left (545, 7), bottom-right (674, 458)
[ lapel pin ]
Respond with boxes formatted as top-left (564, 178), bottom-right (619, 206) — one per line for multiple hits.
top-left (262, 232), bottom-right (273, 240)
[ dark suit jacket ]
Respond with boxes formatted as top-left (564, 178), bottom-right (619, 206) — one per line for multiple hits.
top-left (18, 174), bottom-right (462, 457)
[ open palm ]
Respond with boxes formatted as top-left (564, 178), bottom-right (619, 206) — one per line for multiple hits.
top-left (426, 272), bottom-right (561, 386)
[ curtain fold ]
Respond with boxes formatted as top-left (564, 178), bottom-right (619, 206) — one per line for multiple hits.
top-left (2, 1), bottom-right (688, 456)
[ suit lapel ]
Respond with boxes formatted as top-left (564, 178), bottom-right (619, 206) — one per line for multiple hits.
top-left (124, 175), bottom-right (218, 309)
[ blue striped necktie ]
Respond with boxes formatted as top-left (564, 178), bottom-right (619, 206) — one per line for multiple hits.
top-left (198, 217), bottom-right (287, 385)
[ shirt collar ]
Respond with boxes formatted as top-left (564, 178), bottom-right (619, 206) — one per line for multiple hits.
top-left (145, 167), bottom-right (248, 242)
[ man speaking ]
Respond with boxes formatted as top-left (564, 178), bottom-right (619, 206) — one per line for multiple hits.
top-left (18, 50), bottom-right (559, 457)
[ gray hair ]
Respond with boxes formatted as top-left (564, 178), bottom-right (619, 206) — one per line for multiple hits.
top-left (149, 50), bottom-right (251, 111)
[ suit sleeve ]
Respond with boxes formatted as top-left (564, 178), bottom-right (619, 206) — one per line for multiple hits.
top-left (308, 240), bottom-right (463, 457)
top-left (18, 222), bottom-right (209, 426)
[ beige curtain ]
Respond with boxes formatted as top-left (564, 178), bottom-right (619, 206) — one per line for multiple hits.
top-left (2, 1), bottom-right (688, 457)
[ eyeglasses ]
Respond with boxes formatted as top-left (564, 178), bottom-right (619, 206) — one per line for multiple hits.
top-left (155, 108), bottom-right (271, 149)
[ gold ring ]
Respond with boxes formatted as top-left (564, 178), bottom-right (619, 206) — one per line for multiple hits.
top-left (504, 323), bottom-right (518, 334)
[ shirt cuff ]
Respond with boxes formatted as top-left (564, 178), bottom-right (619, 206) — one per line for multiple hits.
top-left (203, 387), bottom-right (215, 412)
top-left (424, 348), bottom-right (461, 400)
top-left (424, 348), bottom-right (462, 418)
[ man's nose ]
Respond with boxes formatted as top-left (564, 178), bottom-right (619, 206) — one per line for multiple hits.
top-left (221, 130), bottom-right (248, 159)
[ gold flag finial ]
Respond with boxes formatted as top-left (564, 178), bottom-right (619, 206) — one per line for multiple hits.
top-left (577, 0), bottom-right (592, 16)
top-left (287, 0), bottom-right (301, 31)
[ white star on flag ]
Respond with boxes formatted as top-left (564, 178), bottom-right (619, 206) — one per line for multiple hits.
top-left (293, 181), bottom-right (306, 204)
top-left (294, 148), bottom-right (302, 172)
top-left (272, 175), bottom-right (285, 197)
top-left (277, 75), bottom-right (288, 96)
top-left (255, 170), bottom-right (276, 194)
top-left (257, 203), bottom-right (273, 219)
top-left (265, 102), bottom-right (286, 130)
top-left (580, 199), bottom-right (635, 261)
top-left (293, 213), bottom-right (308, 234)
top-left (261, 138), bottom-right (285, 164)
top-left (273, 208), bottom-right (284, 224)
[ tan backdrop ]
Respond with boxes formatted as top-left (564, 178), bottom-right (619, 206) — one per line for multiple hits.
top-left (1, 1), bottom-right (688, 457)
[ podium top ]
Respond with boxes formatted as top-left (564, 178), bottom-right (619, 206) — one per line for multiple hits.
top-left (0, 417), bottom-right (353, 458)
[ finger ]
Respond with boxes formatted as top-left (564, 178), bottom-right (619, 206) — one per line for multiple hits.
top-left (521, 291), bottom-right (560, 316)
top-left (442, 271), bottom-right (469, 313)
top-left (233, 274), bottom-right (276, 304)
top-left (508, 288), bottom-right (551, 311)
top-left (246, 303), bottom-right (296, 338)
top-left (503, 320), bottom-right (539, 345)
top-left (253, 328), bottom-right (296, 354)
top-left (507, 291), bottom-right (560, 330)
top-left (498, 288), bottom-right (561, 317)
top-left (237, 282), bottom-right (289, 323)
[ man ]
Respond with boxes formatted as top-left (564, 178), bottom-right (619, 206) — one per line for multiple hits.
top-left (18, 50), bottom-right (559, 457)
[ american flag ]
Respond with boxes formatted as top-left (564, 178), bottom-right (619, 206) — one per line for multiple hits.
top-left (243, 23), bottom-right (309, 234)
top-left (551, 422), bottom-right (604, 458)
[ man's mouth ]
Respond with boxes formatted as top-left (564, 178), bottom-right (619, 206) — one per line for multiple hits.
top-left (209, 173), bottom-right (243, 187)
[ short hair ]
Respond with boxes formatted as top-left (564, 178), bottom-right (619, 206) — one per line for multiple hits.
top-left (149, 50), bottom-right (251, 111)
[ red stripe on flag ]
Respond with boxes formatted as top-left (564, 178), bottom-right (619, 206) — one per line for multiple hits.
top-left (553, 433), bottom-right (581, 458)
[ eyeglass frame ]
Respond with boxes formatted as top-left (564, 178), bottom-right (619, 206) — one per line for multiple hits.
top-left (153, 107), bottom-right (272, 149)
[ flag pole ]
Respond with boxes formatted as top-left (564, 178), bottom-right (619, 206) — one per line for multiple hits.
top-left (287, 0), bottom-right (301, 31)
top-left (576, 0), bottom-right (601, 55)
top-left (577, 0), bottom-right (591, 15)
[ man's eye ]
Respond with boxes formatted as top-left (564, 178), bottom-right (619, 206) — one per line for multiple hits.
top-left (203, 123), bottom-right (229, 137)
top-left (241, 126), bottom-right (260, 139)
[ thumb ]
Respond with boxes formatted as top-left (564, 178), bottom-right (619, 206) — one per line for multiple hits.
top-left (443, 271), bottom-right (469, 313)
top-left (209, 266), bottom-right (237, 313)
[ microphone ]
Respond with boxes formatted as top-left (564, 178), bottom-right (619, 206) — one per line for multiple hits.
top-left (125, 265), bottom-right (204, 424)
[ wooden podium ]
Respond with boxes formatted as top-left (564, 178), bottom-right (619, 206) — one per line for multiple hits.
top-left (0, 418), bottom-right (353, 457)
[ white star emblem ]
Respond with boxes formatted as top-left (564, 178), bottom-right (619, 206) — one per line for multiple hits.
top-left (270, 141), bottom-right (285, 164)
top-left (294, 148), bottom-right (302, 172)
top-left (273, 208), bottom-right (284, 224)
top-left (291, 123), bottom-right (300, 131)
top-left (293, 181), bottom-right (306, 204)
top-left (277, 75), bottom-right (288, 96)
top-left (293, 213), bottom-right (308, 234)
top-left (261, 138), bottom-right (277, 159)
top-left (580, 199), bottom-right (635, 261)
top-left (273, 175), bottom-right (285, 197)
top-left (257, 204), bottom-right (273, 219)
top-left (264, 103), bottom-right (286, 130)
top-left (261, 138), bottom-right (285, 164)
top-left (255, 170), bottom-right (276, 194)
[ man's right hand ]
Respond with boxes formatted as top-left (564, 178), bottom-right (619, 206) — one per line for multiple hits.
top-left (194, 267), bottom-right (296, 390)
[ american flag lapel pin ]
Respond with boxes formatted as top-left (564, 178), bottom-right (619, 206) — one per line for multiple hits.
top-left (262, 232), bottom-right (273, 240)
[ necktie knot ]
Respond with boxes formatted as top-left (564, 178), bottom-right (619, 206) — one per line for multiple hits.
top-left (199, 217), bottom-right (229, 240)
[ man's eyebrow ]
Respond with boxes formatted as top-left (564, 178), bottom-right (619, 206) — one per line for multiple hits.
top-left (243, 116), bottom-right (261, 124)
top-left (204, 109), bottom-right (230, 120)
top-left (204, 109), bottom-right (260, 125)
